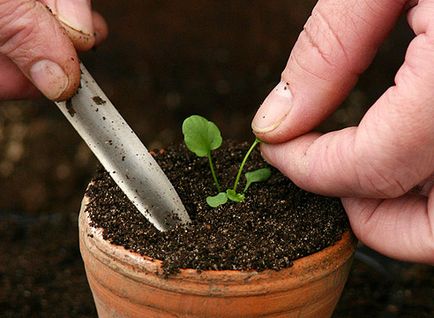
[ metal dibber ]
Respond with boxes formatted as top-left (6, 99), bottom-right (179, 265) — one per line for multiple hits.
top-left (55, 63), bottom-right (191, 231)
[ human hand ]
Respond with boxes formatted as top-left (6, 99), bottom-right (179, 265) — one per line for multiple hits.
top-left (252, 0), bottom-right (434, 264)
top-left (0, 0), bottom-right (108, 101)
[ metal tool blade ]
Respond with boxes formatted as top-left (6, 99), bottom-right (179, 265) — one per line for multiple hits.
top-left (55, 63), bottom-right (190, 231)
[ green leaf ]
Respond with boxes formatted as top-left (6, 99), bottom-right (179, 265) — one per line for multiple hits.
top-left (226, 189), bottom-right (245, 202)
top-left (206, 192), bottom-right (228, 208)
top-left (244, 168), bottom-right (271, 192)
top-left (182, 115), bottom-right (222, 157)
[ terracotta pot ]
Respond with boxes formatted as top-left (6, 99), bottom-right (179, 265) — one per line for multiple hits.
top-left (79, 195), bottom-right (357, 318)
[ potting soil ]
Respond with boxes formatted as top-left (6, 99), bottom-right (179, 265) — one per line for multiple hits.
top-left (86, 141), bottom-right (349, 276)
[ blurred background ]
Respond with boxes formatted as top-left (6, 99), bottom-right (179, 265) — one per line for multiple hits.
top-left (0, 1), bottom-right (432, 317)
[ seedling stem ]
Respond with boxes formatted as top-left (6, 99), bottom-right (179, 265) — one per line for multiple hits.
top-left (232, 138), bottom-right (260, 193)
top-left (208, 153), bottom-right (221, 192)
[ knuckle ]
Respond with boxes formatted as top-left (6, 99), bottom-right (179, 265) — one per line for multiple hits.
top-left (345, 199), bottom-right (382, 245)
top-left (408, 0), bottom-right (434, 36)
top-left (285, 52), bottom-right (328, 83)
top-left (302, 6), bottom-right (350, 68)
top-left (289, 5), bottom-right (362, 83)
top-left (355, 158), bottom-right (410, 198)
top-left (0, 0), bottom-right (39, 55)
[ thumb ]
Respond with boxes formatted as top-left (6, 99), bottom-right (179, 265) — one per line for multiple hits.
top-left (251, 0), bottom-right (405, 143)
top-left (0, 0), bottom-right (80, 100)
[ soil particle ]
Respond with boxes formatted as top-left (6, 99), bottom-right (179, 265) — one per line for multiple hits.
top-left (65, 99), bottom-right (75, 117)
top-left (86, 141), bottom-right (349, 276)
top-left (92, 96), bottom-right (106, 105)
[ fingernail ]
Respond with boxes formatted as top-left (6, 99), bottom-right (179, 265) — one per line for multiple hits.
top-left (55, 0), bottom-right (93, 35)
top-left (30, 60), bottom-right (68, 100)
top-left (252, 81), bottom-right (293, 133)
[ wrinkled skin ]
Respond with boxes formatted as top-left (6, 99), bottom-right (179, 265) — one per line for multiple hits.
top-left (0, 0), bottom-right (107, 100)
top-left (253, 0), bottom-right (434, 264)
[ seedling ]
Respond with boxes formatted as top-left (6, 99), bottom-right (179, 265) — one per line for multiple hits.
top-left (182, 115), bottom-right (271, 208)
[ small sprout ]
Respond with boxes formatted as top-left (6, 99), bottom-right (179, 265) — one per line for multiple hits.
top-left (226, 189), bottom-right (245, 203)
top-left (206, 192), bottom-right (228, 208)
top-left (244, 168), bottom-right (272, 193)
top-left (182, 115), bottom-right (271, 208)
top-left (182, 115), bottom-right (222, 157)
top-left (183, 115), bottom-right (222, 191)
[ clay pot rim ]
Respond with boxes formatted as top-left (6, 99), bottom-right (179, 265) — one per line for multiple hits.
top-left (80, 194), bottom-right (357, 295)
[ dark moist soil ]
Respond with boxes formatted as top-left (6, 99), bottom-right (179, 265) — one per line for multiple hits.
top-left (86, 141), bottom-right (349, 276)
